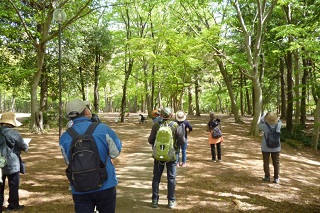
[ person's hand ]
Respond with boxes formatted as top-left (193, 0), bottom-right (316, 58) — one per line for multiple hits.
top-left (216, 118), bottom-right (220, 122)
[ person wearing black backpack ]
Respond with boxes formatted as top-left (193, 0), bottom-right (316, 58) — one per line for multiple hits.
top-left (175, 110), bottom-right (192, 167)
top-left (207, 112), bottom-right (223, 162)
top-left (258, 112), bottom-right (282, 184)
top-left (60, 99), bottom-right (122, 213)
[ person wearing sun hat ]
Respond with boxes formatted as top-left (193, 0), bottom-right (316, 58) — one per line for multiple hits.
top-left (60, 99), bottom-right (122, 213)
top-left (174, 110), bottom-right (192, 167)
top-left (259, 111), bottom-right (282, 184)
top-left (0, 112), bottom-right (28, 211)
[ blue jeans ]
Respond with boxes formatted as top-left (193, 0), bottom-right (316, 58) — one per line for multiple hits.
top-left (176, 140), bottom-right (188, 163)
top-left (72, 187), bottom-right (116, 213)
top-left (152, 160), bottom-right (176, 202)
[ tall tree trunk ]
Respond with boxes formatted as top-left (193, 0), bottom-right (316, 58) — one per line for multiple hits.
top-left (294, 50), bottom-right (300, 123)
top-left (286, 52), bottom-right (294, 133)
top-left (244, 77), bottom-right (252, 115)
top-left (31, 43), bottom-right (46, 133)
top-left (194, 78), bottom-right (200, 116)
top-left (240, 72), bottom-right (244, 116)
top-left (249, 75), bottom-right (263, 136)
top-left (280, 58), bottom-right (286, 119)
top-left (312, 98), bottom-right (320, 150)
top-left (300, 58), bottom-right (309, 127)
top-left (93, 54), bottom-right (100, 112)
top-left (216, 59), bottom-right (241, 123)
top-left (188, 86), bottom-right (193, 115)
top-left (121, 58), bottom-right (134, 122)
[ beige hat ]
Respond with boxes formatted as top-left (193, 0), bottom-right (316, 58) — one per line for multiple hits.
top-left (265, 112), bottom-right (278, 125)
top-left (0, 112), bottom-right (22, 127)
top-left (176, 110), bottom-right (186, 122)
top-left (66, 99), bottom-right (90, 118)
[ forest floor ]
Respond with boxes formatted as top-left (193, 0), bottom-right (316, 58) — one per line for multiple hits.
top-left (4, 113), bottom-right (320, 213)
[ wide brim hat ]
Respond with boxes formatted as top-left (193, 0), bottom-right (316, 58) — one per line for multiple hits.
top-left (176, 110), bottom-right (186, 122)
top-left (265, 112), bottom-right (278, 125)
top-left (0, 112), bottom-right (22, 127)
top-left (66, 99), bottom-right (90, 118)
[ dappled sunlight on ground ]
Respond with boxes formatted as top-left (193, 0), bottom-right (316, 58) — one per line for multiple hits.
top-left (2, 113), bottom-right (319, 212)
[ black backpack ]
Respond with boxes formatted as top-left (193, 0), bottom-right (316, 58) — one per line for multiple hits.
top-left (178, 122), bottom-right (187, 143)
top-left (66, 122), bottom-right (108, 192)
top-left (264, 123), bottom-right (280, 148)
top-left (210, 119), bottom-right (222, 139)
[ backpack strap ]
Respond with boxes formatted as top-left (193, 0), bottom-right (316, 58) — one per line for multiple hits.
top-left (264, 122), bottom-right (278, 140)
top-left (85, 122), bottom-right (99, 135)
top-left (66, 122), bottom-right (99, 138)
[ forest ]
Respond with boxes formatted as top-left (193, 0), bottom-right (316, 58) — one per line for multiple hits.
top-left (0, 0), bottom-right (320, 150)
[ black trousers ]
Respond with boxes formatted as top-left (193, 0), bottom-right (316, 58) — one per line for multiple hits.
top-left (0, 172), bottom-right (20, 209)
top-left (210, 143), bottom-right (222, 160)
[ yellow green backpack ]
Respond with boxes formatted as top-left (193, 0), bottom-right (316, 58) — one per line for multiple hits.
top-left (152, 121), bottom-right (176, 162)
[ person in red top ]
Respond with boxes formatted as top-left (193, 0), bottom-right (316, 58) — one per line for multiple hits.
top-left (207, 112), bottom-right (223, 162)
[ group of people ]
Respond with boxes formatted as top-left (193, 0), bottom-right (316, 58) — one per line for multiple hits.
top-left (0, 100), bottom-right (282, 212)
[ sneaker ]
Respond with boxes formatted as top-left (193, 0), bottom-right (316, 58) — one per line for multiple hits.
top-left (262, 177), bottom-right (270, 182)
top-left (181, 163), bottom-right (186, 167)
top-left (6, 205), bottom-right (25, 211)
top-left (218, 159), bottom-right (222, 162)
top-left (176, 162), bottom-right (180, 167)
top-left (273, 178), bottom-right (280, 184)
top-left (168, 200), bottom-right (176, 209)
top-left (151, 200), bottom-right (158, 208)
top-left (213, 159), bottom-right (217, 162)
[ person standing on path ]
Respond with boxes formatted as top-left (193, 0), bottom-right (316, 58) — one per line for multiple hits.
top-left (0, 112), bottom-right (28, 211)
top-left (60, 99), bottom-right (122, 213)
top-left (258, 112), bottom-right (282, 184)
top-left (148, 107), bottom-right (184, 209)
top-left (175, 110), bottom-right (192, 167)
top-left (207, 112), bottom-right (223, 162)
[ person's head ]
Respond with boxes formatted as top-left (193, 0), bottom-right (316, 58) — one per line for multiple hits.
top-left (0, 112), bottom-right (22, 127)
top-left (161, 107), bottom-right (172, 120)
top-left (175, 110), bottom-right (186, 122)
top-left (151, 109), bottom-right (160, 119)
top-left (66, 99), bottom-right (92, 120)
top-left (265, 112), bottom-right (278, 125)
top-left (209, 112), bottom-right (215, 120)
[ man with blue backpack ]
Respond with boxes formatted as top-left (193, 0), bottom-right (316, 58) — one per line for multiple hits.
top-left (148, 107), bottom-right (184, 209)
top-left (59, 99), bottom-right (122, 213)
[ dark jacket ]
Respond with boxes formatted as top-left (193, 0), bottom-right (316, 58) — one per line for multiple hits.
top-left (176, 120), bottom-right (192, 139)
top-left (0, 126), bottom-right (28, 175)
top-left (148, 119), bottom-right (185, 150)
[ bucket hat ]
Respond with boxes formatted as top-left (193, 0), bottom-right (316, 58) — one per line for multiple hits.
top-left (176, 111), bottom-right (186, 122)
top-left (265, 112), bottom-right (278, 125)
top-left (0, 112), bottom-right (22, 127)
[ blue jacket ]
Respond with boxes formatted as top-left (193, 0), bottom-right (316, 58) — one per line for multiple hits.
top-left (59, 117), bottom-right (122, 194)
top-left (0, 126), bottom-right (28, 175)
top-left (258, 115), bottom-right (282, 153)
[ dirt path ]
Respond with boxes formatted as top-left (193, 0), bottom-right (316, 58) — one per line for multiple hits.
top-left (10, 113), bottom-right (320, 212)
